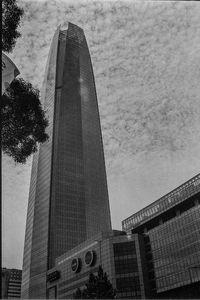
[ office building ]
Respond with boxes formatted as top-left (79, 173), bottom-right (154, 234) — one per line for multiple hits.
top-left (1, 268), bottom-right (22, 299)
top-left (21, 23), bottom-right (112, 299)
top-left (122, 173), bottom-right (200, 298)
top-left (47, 231), bottom-right (149, 299)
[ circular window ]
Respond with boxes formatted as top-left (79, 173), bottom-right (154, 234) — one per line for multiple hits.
top-left (85, 250), bottom-right (96, 266)
top-left (71, 258), bottom-right (81, 273)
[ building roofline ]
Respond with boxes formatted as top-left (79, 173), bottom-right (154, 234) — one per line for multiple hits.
top-left (122, 173), bottom-right (200, 230)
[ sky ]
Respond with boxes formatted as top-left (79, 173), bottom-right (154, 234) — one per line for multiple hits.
top-left (2, 0), bottom-right (200, 269)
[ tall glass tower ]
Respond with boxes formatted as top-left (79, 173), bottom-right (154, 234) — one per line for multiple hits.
top-left (21, 23), bottom-right (112, 299)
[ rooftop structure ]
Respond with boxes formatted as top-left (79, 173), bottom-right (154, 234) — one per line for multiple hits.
top-left (122, 173), bottom-right (200, 232)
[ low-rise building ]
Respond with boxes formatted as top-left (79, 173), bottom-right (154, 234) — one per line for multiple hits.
top-left (41, 174), bottom-right (200, 299)
top-left (47, 231), bottom-right (149, 299)
top-left (1, 268), bottom-right (22, 299)
top-left (122, 173), bottom-right (200, 298)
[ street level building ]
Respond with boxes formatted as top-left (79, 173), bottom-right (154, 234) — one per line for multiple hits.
top-left (21, 22), bottom-right (112, 299)
top-left (122, 173), bottom-right (200, 299)
top-left (1, 268), bottom-right (22, 299)
top-left (47, 231), bottom-right (149, 299)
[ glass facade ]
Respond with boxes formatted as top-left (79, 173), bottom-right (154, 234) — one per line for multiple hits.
top-left (113, 242), bottom-right (141, 299)
top-left (147, 204), bottom-right (200, 293)
top-left (122, 174), bottom-right (200, 297)
top-left (22, 23), bottom-right (111, 299)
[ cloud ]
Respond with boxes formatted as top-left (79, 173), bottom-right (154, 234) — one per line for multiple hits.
top-left (10, 0), bottom-right (200, 177)
top-left (3, 0), bottom-right (200, 267)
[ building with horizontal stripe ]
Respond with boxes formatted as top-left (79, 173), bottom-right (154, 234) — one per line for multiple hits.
top-left (1, 268), bottom-right (22, 299)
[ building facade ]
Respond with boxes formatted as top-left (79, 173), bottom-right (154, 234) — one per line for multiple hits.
top-left (21, 23), bottom-right (112, 299)
top-left (47, 231), bottom-right (149, 299)
top-left (1, 268), bottom-right (22, 299)
top-left (122, 173), bottom-right (200, 298)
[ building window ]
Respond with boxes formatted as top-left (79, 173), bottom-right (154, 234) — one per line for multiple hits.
top-left (116, 277), bottom-right (140, 294)
top-left (114, 258), bottom-right (139, 274)
top-left (113, 242), bottom-right (136, 257)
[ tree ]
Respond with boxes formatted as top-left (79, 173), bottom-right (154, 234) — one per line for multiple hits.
top-left (2, 78), bottom-right (49, 163)
top-left (73, 288), bottom-right (83, 299)
top-left (2, 0), bottom-right (49, 163)
top-left (73, 266), bottom-right (116, 299)
top-left (2, 0), bottom-right (24, 53)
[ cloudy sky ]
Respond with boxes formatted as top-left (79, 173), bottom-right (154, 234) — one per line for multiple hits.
top-left (2, 0), bottom-right (200, 269)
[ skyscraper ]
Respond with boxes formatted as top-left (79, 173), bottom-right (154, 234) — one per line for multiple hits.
top-left (21, 23), bottom-right (112, 299)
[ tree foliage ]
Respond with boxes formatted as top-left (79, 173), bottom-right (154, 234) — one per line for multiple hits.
top-left (2, 0), bottom-right (24, 53)
top-left (2, 1), bottom-right (49, 163)
top-left (73, 266), bottom-right (116, 299)
top-left (2, 78), bottom-right (49, 163)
